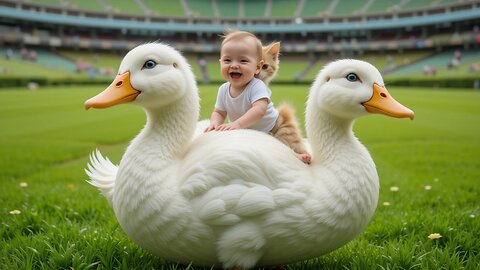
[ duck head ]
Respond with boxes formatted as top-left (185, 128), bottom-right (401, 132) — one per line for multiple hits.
top-left (85, 43), bottom-right (195, 110)
top-left (308, 59), bottom-right (414, 120)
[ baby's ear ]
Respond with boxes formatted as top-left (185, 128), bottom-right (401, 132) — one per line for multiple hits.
top-left (266, 42), bottom-right (281, 60)
top-left (256, 59), bottom-right (264, 74)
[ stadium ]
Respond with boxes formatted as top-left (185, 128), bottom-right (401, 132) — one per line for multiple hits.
top-left (1, 0), bottom-right (479, 87)
top-left (1, 1), bottom-right (480, 269)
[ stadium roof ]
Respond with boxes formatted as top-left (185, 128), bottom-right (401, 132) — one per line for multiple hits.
top-left (1, 6), bottom-right (479, 33)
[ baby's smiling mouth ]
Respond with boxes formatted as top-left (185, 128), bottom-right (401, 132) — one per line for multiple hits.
top-left (229, 72), bottom-right (242, 79)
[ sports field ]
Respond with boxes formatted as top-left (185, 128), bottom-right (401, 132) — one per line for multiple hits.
top-left (1, 84), bottom-right (479, 269)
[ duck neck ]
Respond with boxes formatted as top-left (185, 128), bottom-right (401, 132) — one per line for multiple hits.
top-left (307, 109), bottom-right (379, 223)
top-left (307, 110), bottom-right (356, 161)
top-left (127, 95), bottom-right (199, 163)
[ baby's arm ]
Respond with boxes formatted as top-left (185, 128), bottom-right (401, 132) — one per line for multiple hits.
top-left (204, 109), bottom-right (227, 132)
top-left (215, 98), bottom-right (268, 131)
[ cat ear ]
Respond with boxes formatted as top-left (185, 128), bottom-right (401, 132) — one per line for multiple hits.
top-left (267, 42), bottom-right (281, 60)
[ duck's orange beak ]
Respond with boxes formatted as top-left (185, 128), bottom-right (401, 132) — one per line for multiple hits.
top-left (362, 83), bottom-right (414, 120)
top-left (84, 71), bottom-right (140, 110)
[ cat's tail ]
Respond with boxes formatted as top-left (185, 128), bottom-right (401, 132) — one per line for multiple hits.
top-left (272, 103), bottom-right (309, 155)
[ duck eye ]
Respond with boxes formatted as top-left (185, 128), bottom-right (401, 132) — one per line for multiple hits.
top-left (143, 60), bottom-right (157, 69)
top-left (262, 64), bottom-right (269, 70)
top-left (346, 73), bottom-right (359, 82)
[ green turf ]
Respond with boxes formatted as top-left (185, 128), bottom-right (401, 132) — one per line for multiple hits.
top-left (1, 84), bottom-right (479, 269)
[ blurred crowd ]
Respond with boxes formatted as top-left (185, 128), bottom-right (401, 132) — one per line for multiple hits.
top-left (75, 55), bottom-right (114, 79)
top-left (4, 47), bottom-right (37, 61)
top-left (423, 49), bottom-right (479, 76)
top-left (3, 47), bottom-right (115, 79)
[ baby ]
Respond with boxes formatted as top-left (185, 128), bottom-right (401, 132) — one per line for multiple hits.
top-left (204, 30), bottom-right (311, 164)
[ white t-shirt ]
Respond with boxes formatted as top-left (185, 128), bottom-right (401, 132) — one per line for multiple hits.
top-left (215, 78), bottom-right (279, 133)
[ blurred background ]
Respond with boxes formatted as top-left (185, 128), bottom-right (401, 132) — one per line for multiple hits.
top-left (0, 0), bottom-right (479, 88)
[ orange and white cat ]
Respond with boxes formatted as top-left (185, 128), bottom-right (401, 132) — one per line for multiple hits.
top-left (257, 42), bottom-right (281, 85)
top-left (257, 42), bottom-right (311, 164)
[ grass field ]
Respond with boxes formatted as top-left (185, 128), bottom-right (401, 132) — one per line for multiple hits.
top-left (1, 84), bottom-right (479, 269)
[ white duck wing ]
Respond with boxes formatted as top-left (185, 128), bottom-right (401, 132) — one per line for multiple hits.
top-left (179, 130), bottom-right (311, 197)
top-left (179, 130), bottom-right (313, 223)
top-left (85, 150), bottom-right (117, 203)
top-left (192, 184), bottom-right (308, 225)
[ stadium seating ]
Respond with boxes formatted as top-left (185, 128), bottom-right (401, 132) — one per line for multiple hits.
top-left (187, 0), bottom-right (215, 17)
top-left (0, 0), bottom-right (478, 87)
top-left (68, 0), bottom-right (105, 12)
top-left (0, 48), bottom-right (83, 78)
top-left (34, 50), bottom-right (78, 72)
top-left (300, 0), bottom-right (331, 17)
top-left (270, 0), bottom-right (299, 17)
top-left (402, 0), bottom-right (434, 10)
top-left (108, 0), bottom-right (145, 15)
top-left (58, 50), bottom-right (121, 71)
top-left (22, 0), bottom-right (474, 18)
top-left (30, 0), bottom-right (63, 7)
top-left (143, 0), bottom-right (185, 17)
top-left (0, 48), bottom-right (77, 73)
top-left (388, 49), bottom-right (480, 77)
top-left (365, 0), bottom-right (402, 14)
top-left (331, 0), bottom-right (367, 16)
top-left (244, 0), bottom-right (267, 17)
top-left (217, 0), bottom-right (239, 17)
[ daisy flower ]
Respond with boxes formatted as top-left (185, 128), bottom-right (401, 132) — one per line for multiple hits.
top-left (389, 186), bottom-right (399, 192)
top-left (428, 233), bottom-right (442, 240)
top-left (9, 210), bottom-right (21, 215)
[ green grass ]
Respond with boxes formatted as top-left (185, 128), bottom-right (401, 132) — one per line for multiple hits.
top-left (1, 84), bottom-right (479, 269)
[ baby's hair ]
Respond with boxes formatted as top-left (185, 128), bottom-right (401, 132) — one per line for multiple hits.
top-left (220, 30), bottom-right (263, 61)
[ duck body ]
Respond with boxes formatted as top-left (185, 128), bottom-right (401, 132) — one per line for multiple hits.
top-left (115, 128), bottom-right (376, 267)
top-left (85, 43), bottom-right (413, 269)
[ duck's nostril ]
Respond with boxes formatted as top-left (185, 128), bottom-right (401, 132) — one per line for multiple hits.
top-left (116, 81), bottom-right (123, 87)
top-left (380, 92), bottom-right (387, 98)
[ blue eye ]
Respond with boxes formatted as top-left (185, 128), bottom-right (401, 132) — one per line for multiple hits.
top-left (143, 60), bottom-right (156, 69)
top-left (346, 73), bottom-right (359, 82)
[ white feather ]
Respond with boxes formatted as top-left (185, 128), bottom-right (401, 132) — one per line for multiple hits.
top-left (85, 149), bottom-right (117, 204)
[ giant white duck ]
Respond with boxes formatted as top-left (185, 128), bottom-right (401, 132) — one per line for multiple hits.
top-left (84, 43), bottom-right (414, 269)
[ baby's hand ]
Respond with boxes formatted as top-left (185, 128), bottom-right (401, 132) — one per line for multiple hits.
top-left (215, 122), bottom-right (241, 131)
top-left (204, 124), bottom-right (218, 133)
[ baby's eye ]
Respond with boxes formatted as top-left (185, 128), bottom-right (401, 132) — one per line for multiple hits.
top-left (241, 59), bottom-right (249, 63)
top-left (143, 60), bottom-right (157, 69)
top-left (346, 73), bottom-right (360, 82)
top-left (222, 59), bottom-right (231, 63)
top-left (262, 64), bottom-right (269, 70)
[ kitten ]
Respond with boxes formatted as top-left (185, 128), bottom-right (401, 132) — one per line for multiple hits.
top-left (257, 42), bottom-right (311, 163)
top-left (256, 42), bottom-right (280, 85)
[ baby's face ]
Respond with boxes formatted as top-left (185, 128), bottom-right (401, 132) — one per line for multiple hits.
top-left (220, 37), bottom-right (262, 90)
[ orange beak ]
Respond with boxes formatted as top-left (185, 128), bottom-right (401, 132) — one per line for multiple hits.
top-left (84, 71), bottom-right (140, 110)
top-left (362, 83), bottom-right (414, 120)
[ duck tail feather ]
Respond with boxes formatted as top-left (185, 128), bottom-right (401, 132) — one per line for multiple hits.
top-left (85, 149), bottom-right (117, 204)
